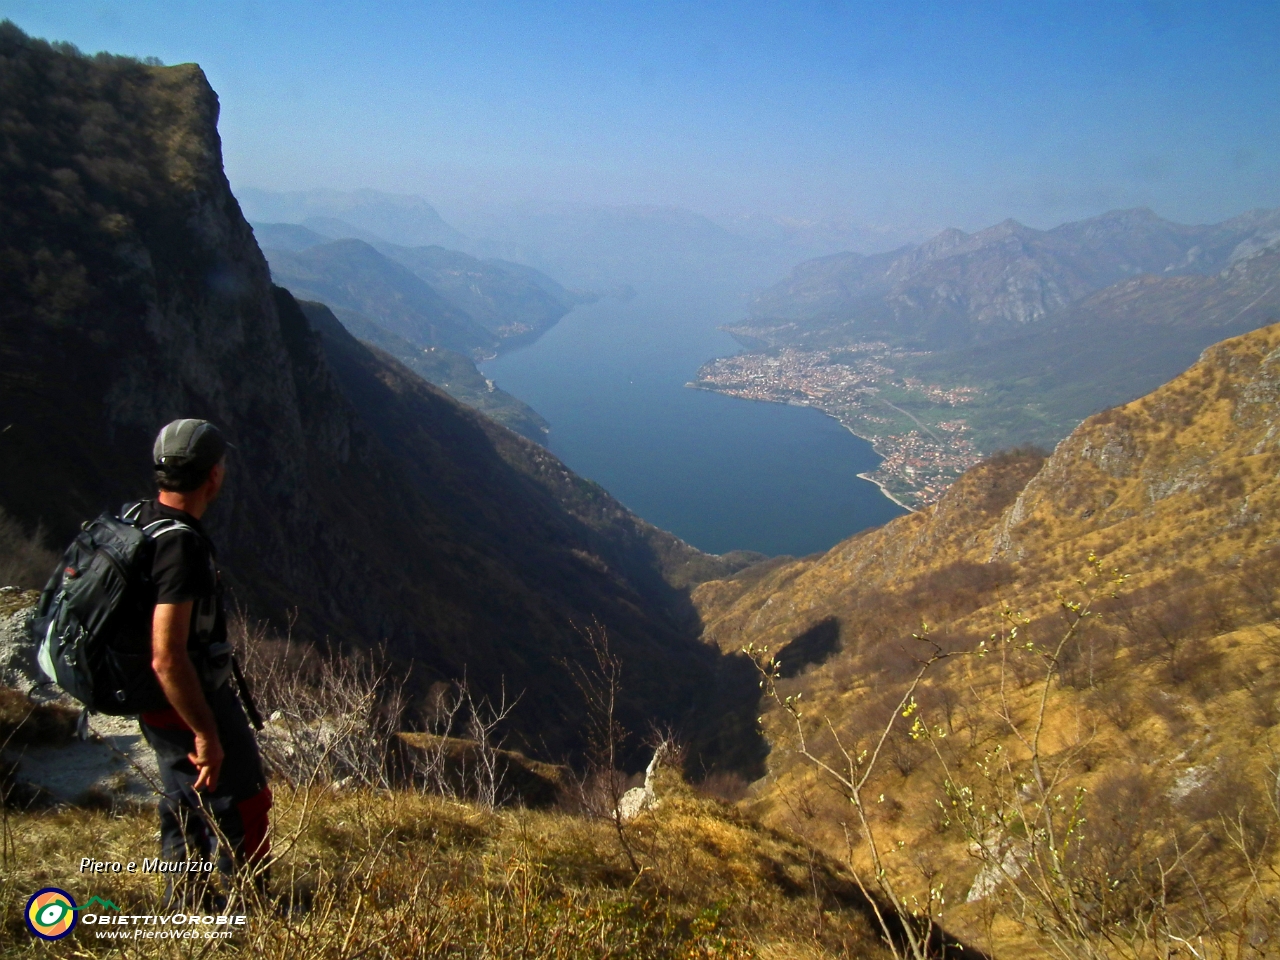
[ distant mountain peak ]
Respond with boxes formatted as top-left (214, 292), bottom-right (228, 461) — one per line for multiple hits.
top-left (918, 226), bottom-right (970, 256)
top-left (973, 218), bottom-right (1032, 243)
top-left (1099, 206), bottom-right (1161, 221)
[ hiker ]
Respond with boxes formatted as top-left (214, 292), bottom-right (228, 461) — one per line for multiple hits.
top-left (138, 419), bottom-right (271, 905)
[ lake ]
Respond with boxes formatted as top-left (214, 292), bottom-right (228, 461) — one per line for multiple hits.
top-left (481, 280), bottom-right (905, 557)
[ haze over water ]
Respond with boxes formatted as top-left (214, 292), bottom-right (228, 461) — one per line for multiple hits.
top-left (483, 280), bottom-right (905, 557)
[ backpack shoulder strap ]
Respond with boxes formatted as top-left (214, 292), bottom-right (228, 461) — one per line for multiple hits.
top-left (123, 502), bottom-right (200, 543)
top-left (142, 518), bottom-right (197, 541)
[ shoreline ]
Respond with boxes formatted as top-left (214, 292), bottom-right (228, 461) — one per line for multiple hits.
top-left (855, 469), bottom-right (916, 513)
top-left (834, 419), bottom-right (917, 512)
top-left (688, 381), bottom-right (920, 513)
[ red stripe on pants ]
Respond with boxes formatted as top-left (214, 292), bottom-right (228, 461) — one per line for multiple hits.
top-left (237, 786), bottom-right (273, 862)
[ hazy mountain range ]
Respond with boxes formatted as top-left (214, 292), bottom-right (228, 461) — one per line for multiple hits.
top-left (254, 224), bottom-right (594, 440)
top-left (265, 238), bottom-right (497, 354)
top-left (237, 186), bottom-right (469, 249)
top-left (260, 231), bottom-right (591, 357)
top-left (238, 187), bottom-right (924, 290)
top-left (701, 206), bottom-right (1280, 463)
top-left (904, 239), bottom-right (1280, 447)
top-left (736, 206), bottom-right (1280, 350)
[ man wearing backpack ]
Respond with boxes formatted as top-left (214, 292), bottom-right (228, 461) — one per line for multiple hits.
top-left (137, 419), bottom-right (271, 907)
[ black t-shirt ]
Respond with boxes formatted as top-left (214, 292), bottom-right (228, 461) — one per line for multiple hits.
top-left (136, 500), bottom-right (226, 652)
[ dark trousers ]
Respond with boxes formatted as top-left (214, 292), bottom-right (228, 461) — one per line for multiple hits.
top-left (140, 682), bottom-right (271, 886)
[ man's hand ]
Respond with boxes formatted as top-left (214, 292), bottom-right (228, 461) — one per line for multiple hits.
top-left (190, 732), bottom-right (225, 791)
top-left (153, 601), bottom-right (223, 790)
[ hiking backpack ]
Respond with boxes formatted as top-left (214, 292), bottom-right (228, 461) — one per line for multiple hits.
top-left (30, 502), bottom-right (204, 715)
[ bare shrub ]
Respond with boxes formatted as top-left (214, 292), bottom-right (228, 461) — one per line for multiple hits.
top-left (747, 631), bottom-right (957, 960)
top-left (1177, 757), bottom-right (1274, 863)
top-left (829, 657), bottom-right (859, 693)
top-left (0, 508), bottom-right (57, 589)
top-left (1086, 682), bottom-right (1145, 732)
top-left (1202, 581), bottom-right (1240, 636)
top-left (1057, 612), bottom-right (1121, 689)
top-left (1233, 545), bottom-right (1280, 621)
top-left (861, 634), bottom-right (929, 683)
top-left (1070, 766), bottom-right (1183, 925)
top-left (408, 678), bottom-right (520, 809)
top-left (696, 770), bottom-right (750, 802)
top-left (885, 726), bottom-right (923, 778)
top-left (1167, 637), bottom-right (1223, 687)
top-left (1250, 676), bottom-right (1280, 729)
top-left (1109, 576), bottom-right (1199, 663)
top-left (1145, 689), bottom-right (1192, 736)
top-left (903, 561), bottom-right (1015, 621)
top-left (572, 768), bottom-right (637, 819)
top-left (233, 615), bottom-right (407, 790)
top-left (559, 620), bottom-right (640, 873)
top-left (235, 614), bottom-right (528, 808)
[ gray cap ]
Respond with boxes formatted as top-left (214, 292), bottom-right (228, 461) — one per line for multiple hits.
top-left (153, 419), bottom-right (229, 473)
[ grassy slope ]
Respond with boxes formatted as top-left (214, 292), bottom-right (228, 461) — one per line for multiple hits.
top-left (694, 323), bottom-right (1280, 954)
top-left (0, 776), bottom-right (898, 959)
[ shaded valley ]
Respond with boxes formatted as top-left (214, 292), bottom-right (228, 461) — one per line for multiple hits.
top-left (0, 25), bottom-right (762, 769)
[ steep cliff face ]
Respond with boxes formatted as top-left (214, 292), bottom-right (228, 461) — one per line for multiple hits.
top-left (1, 29), bottom-right (296, 535)
top-left (0, 26), bottom-right (759, 765)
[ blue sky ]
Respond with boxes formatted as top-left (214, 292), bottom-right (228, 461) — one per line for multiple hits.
top-left (4, 1), bottom-right (1279, 233)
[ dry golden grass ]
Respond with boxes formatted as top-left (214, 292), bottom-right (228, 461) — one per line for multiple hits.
top-left (0, 772), bottom-right (896, 959)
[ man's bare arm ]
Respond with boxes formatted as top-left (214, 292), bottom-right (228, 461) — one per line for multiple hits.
top-left (152, 601), bottom-right (224, 790)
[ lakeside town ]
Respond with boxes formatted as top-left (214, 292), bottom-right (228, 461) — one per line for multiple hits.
top-left (688, 345), bottom-right (986, 508)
